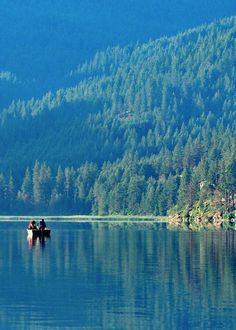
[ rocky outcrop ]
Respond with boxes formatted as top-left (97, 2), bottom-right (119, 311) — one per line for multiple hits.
top-left (169, 204), bottom-right (235, 230)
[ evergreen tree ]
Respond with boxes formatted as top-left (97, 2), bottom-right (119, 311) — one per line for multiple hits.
top-left (7, 174), bottom-right (15, 212)
top-left (64, 167), bottom-right (76, 212)
top-left (177, 167), bottom-right (192, 209)
top-left (141, 178), bottom-right (156, 215)
top-left (156, 183), bottom-right (168, 216)
top-left (0, 174), bottom-right (6, 213)
top-left (39, 162), bottom-right (53, 208)
top-left (33, 161), bottom-right (41, 208)
top-left (50, 166), bottom-right (65, 213)
top-left (17, 168), bottom-right (33, 213)
top-left (92, 181), bottom-right (108, 215)
top-left (127, 175), bottom-right (146, 214)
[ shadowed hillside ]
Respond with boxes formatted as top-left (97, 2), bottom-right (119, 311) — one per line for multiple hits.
top-left (0, 17), bottom-right (235, 215)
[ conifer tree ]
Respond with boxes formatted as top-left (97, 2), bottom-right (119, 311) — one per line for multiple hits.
top-left (0, 174), bottom-right (6, 213)
top-left (33, 161), bottom-right (41, 208)
top-left (7, 174), bottom-right (15, 212)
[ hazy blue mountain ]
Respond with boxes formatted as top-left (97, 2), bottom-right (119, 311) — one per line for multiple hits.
top-left (0, 71), bottom-right (31, 107)
top-left (1, 16), bottom-right (235, 169)
top-left (0, 0), bottom-right (235, 107)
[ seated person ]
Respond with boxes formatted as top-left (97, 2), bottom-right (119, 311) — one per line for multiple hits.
top-left (39, 219), bottom-right (46, 231)
top-left (28, 220), bottom-right (37, 230)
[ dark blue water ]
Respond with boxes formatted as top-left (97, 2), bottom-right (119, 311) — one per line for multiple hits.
top-left (0, 221), bottom-right (235, 329)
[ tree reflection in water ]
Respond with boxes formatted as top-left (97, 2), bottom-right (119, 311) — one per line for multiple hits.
top-left (0, 222), bottom-right (235, 329)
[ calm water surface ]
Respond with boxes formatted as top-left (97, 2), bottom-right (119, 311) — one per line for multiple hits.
top-left (0, 221), bottom-right (235, 329)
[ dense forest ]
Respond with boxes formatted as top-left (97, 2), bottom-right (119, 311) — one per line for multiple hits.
top-left (0, 0), bottom-right (235, 108)
top-left (0, 16), bottom-right (235, 215)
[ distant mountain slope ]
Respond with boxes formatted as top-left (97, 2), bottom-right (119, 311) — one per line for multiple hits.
top-left (0, 0), bottom-right (235, 101)
top-left (0, 71), bottom-right (31, 109)
top-left (1, 16), bottom-right (235, 167)
top-left (0, 17), bottom-right (235, 215)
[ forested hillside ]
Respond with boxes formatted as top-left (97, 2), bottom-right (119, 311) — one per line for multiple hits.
top-left (0, 17), bottom-right (235, 215)
top-left (0, 0), bottom-right (235, 108)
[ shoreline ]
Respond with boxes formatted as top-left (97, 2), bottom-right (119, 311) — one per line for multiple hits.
top-left (0, 215), bottom-right (167, 223)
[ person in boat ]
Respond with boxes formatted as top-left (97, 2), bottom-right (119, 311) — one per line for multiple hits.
top-left (28, 220), bottom-right (37, 230)
top-left (39, 218), bottom-right (46, 231)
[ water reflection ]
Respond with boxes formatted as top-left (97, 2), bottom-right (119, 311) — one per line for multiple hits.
top-left (27, 235), bottom-right (50, 249)
top-left (0, 222), bottom-right (235, 329)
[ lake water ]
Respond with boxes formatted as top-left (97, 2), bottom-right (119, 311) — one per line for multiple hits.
top-left (0, 221), bottom-right (235, 329)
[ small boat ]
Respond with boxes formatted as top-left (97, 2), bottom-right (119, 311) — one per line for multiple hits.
top-left (27, 228), bottom-right (51, 238)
